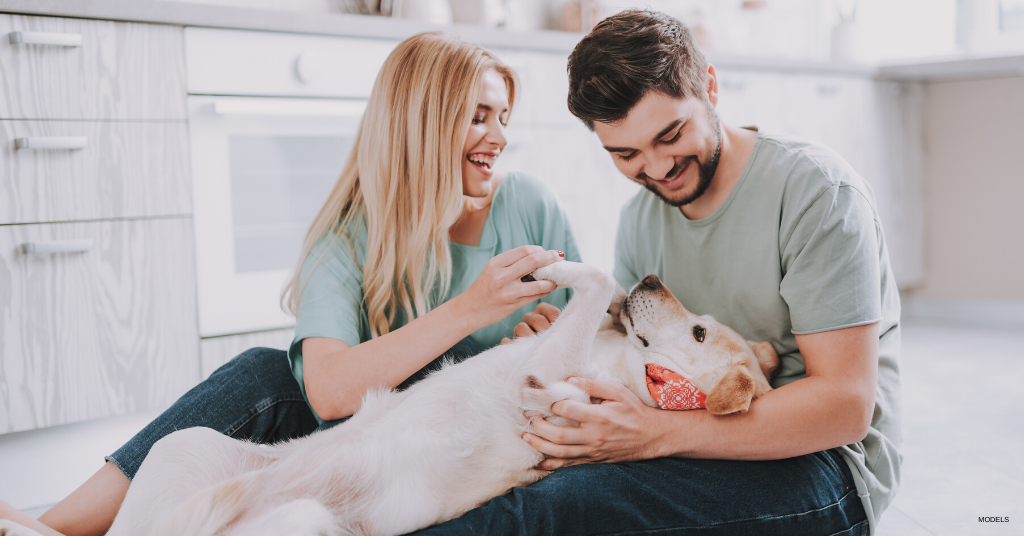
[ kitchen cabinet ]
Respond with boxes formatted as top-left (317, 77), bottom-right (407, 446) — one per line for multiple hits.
top-left (0, 120), bottom-right (191, 224)
top-left (0, 14), bottom-right (186, 120)
top-left (0, 218), bottom-right (200, 433)
top-left (0, 14), bottom-right (198, 433)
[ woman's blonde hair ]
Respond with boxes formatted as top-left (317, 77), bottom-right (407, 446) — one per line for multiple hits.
top-left (282, 32), bottom-right (517, 339)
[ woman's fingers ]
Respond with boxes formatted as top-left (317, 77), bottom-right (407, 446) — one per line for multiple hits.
top-left (509, 249), bottom-right (563, 279)
top-left (490, 245), bottom-right (546, 268)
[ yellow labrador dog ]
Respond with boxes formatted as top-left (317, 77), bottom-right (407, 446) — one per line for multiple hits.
top-left (0, 262), bottom-right (777, 536)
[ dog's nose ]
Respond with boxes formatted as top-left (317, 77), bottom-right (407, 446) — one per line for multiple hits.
top-left (639, 274), bottom-right (662, 290)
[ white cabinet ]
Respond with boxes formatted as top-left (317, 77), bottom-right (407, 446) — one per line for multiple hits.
top-left (0, 14), bottom-right (186, 120)
top-left (0, 219), bottom-right (200, 433)
top-left (0, 120), bottom-right (191, 224)
top-left (0, 15), bottom-right (199, 433)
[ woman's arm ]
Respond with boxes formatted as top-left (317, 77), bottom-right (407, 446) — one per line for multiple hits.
top-left (304, 246), bottom-right (563, 420)
top-left (524, 322), bottom-right (879, 467)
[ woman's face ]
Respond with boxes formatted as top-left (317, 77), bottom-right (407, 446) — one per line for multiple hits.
top-left (461, 69), bottom-right (510, 198)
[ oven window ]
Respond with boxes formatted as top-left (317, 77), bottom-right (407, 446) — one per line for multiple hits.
top-left (229, 135), bottom-right (353, 273)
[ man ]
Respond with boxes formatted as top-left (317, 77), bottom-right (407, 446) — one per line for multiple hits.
top-left (417, 9), bottom-right (901, 536)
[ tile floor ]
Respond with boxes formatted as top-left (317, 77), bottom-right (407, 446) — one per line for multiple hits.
top-left (875, 321), bottom-right (1024, 535)
top-left (1, 320), bottom-right (1022, 534)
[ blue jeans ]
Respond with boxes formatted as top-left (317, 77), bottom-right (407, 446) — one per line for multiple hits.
top-left (107, 342), bottom-right (867, 536)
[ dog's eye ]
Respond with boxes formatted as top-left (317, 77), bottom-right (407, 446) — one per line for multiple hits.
top-left (692, 326), bottom-right (706, 343)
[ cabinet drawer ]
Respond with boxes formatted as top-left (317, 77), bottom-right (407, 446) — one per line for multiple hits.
top-left (0, 217), bottom-right (200, 433)
top-left (200, 328), bottom-right (295, 380)
top-left (0, 14), bottom-right (186, 120)
top-left (0, 120), bottom-right (191, 224)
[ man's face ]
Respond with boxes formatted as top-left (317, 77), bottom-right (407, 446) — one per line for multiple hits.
top-left (592, 91), bottom-right (722, 207)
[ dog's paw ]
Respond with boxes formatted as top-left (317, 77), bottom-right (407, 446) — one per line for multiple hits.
top-left (0, 520), bottom-right (46, 536)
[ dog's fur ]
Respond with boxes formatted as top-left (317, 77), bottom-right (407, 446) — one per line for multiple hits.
top-left (0, 262), bottom-right (778, 536)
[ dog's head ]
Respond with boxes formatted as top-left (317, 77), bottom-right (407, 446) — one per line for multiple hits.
top-left (619, 274), bottom-right (779, 415)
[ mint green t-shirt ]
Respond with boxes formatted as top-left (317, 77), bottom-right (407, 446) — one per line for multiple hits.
top-left (288, 172), bottom-right (581, 421)
top-left (614, 131), bottom-right (902, 535)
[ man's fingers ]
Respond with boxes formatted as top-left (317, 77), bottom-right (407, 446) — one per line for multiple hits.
top-left (550, 398), bottom-right (604, 423)
top-left (522, 312), bottom-right (552, 333)
top-left (522, 432), bottom-right (590, 460)
top-left (537, 457), bottom-right (590, 471)
top-left (500, 337), bottom-right (512, 345)
top-left (534, 302), bottom-right (561, 323)
top-left (531, 416), bottom-right (587, 445)
top-left (568, 377), bottom-right (629, 402)
top-left (513, 322), bottom-right (534, 339)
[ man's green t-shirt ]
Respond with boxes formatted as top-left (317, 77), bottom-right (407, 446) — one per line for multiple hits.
top-left (614, 130), bottom-right (902, 535)
top-left (288, 172), bottom-right (581, 422)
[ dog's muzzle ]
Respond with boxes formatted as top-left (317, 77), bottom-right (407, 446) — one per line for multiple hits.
top-left (645, 364), bottom-right (707, 411)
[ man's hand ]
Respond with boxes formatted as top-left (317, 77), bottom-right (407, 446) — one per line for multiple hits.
top-left (500, 302), bottom-right (561, 344)
top-left (521, 378), bottom-right (668, 470)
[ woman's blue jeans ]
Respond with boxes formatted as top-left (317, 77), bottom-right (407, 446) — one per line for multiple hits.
top-left (107, 344), bottom-right (867, 535)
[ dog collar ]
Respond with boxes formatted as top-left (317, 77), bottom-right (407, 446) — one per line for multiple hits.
top-left (645, 364), bottom-right (707, 411)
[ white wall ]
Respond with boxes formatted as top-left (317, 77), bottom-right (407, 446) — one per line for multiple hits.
top-left (914, 76), bottom-right (1024, 302)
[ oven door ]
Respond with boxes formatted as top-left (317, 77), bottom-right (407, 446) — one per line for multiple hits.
top-left (189, 95), bottom-right (364, 337)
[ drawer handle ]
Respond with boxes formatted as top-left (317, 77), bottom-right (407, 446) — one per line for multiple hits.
top-left (21, 240), bottom-right (94, 255)
top-left (8, 31), bottom-right (82, 47)
top-left (15, 137), bottom-right (88, 150)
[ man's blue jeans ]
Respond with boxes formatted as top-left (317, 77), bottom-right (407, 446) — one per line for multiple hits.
top-left (107, 346), bottom-right (867, 535)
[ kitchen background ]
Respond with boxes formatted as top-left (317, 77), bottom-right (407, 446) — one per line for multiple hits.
top-left (1, 0), bottom-right (1022, 534)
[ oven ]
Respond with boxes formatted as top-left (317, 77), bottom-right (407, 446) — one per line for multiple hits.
top-left (186, 28), bottom-right (397, 337)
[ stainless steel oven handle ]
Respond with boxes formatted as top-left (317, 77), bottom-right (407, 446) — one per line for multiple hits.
top-left (21, 239), bottom-right (94, 255)
top-left (8, 31), bottom-right (83, 47)
top-left (15, 137), bottom-right (88, 150)
top-left (211, 98), bottom-right (367, 117)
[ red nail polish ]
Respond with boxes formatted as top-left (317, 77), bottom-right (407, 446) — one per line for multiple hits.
top-left (557, 251), bottom-right (564, 258)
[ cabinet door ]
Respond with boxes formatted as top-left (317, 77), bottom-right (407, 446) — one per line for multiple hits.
top-left (200, 329), bottom-right (295, 380)
top-left (0, 15), bottom-right (186, 120)
top-left (0, 120), bottom-right (191, 224)
top-left (0, 218), bottom-right (200, 433)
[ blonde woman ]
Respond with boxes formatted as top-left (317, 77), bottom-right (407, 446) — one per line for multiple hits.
top-left (0, 32), bottom-right (578, 536)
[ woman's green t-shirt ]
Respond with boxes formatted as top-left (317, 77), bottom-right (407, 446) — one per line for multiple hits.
top-left (287, 172), bottom-right (581, 419)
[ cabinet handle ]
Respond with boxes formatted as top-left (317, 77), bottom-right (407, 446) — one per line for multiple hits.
top-left (8, 31), bottom-right (83, 47)
top-left (15, 137), bottom-right (88, 150)
top-left (21, 240), bottom-right (94, 255)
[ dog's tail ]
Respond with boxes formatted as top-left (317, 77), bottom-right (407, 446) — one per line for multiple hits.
top-left (145, 474), bottom-right (256, 536)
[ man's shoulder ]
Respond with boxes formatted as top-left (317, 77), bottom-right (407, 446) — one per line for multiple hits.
top-left (756, 131), bottom-right (876, 211)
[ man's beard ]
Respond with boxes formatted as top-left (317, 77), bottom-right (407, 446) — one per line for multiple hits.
top-left (643, 106), bottom-right (723, 208)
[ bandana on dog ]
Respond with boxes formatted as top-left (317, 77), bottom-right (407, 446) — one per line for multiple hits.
top-left (645, 364), bottom-right (707, 411)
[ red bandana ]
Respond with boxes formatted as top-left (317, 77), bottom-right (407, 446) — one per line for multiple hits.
top-left (645, 364), bottom-right (707, 411)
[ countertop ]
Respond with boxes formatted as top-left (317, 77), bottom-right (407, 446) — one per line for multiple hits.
top-left (2, 0), bottom-right (1024, 81)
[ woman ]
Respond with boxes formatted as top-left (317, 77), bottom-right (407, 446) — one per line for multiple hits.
top-left (0, 32), bottom-right (579, 536)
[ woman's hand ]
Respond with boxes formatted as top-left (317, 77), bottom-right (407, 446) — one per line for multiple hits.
top-left (459, 246), bottom-right (563, 328)
top-left (522, 378), bottom-right (668, 470)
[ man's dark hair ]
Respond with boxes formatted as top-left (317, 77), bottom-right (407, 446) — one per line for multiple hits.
top-left (567, 10), bottom-right (709, 129)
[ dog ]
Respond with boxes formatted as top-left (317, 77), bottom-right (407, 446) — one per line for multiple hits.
top-left (0, 262), bottom-right (778, 536)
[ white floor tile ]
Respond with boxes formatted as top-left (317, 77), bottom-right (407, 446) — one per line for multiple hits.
top-left (887, 321), bottom-right (1024, 535)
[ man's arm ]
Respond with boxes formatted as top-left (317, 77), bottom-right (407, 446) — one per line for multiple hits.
top-left (524, 322), bottom-right (878, 468)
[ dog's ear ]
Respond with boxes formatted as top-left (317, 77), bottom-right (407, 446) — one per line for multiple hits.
top-left (747, 340), bottom-right (779, 381)
top-left (705, 366), bottom-right (755, 415)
